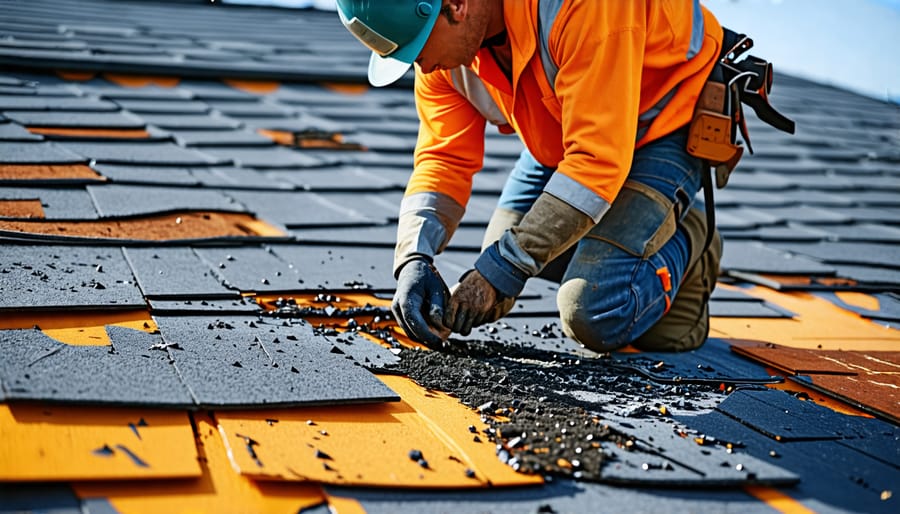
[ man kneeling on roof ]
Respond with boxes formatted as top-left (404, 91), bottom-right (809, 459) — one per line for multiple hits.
top-left (335, 0), bottom-right (790, 353)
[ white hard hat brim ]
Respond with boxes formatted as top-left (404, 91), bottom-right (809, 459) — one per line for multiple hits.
top-left (368, 52), bottom-right (413, 87)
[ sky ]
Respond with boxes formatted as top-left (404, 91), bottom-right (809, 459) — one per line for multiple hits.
top-left (705, 0), bottom-right (900, 103)
top-left (223, 0), bottom-right (900, 104)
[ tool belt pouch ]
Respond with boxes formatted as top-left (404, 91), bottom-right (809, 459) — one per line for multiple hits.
top-left (687, 28), bottom-right (796, 189)
top-left (687, 81), bottom-right (743, 188)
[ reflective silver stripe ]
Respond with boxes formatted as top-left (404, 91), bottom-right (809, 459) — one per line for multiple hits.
top-left (538, 0), bottom-right (696, 142)
top-left (688, 0), bottom-right (705, 60)
top-left (449, 66), bottom-right (508, 127)
top-left (537, 0), bottom-right (563, 88)
top-left (394, 191), bottom-right (465, 273)
top-left (636, 87), bottom-right (678, 141)
top-left (543, 173), bottom-right (611, 223)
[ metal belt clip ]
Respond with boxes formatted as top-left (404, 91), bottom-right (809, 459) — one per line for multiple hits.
top-left (687, 29), bottom-right (796, 189)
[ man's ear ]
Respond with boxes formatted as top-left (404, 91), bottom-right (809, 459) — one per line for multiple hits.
top-left (446, 0), bottom-right (467, 22)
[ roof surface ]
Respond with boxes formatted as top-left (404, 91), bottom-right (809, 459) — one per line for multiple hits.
top-left (0, 1), bottom-right (898, 513)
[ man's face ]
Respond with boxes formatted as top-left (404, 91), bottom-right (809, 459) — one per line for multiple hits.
top-left (414, 1), bottom-right (487, 75)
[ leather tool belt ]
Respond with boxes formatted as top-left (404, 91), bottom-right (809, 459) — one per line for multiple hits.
top-left (687, 28), bottom-right (797, 188)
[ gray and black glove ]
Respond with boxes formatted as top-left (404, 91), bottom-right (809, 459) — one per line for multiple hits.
top-left (391, 258), bottom-right (450, 347)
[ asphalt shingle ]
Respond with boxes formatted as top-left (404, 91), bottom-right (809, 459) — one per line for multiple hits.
top-left (154, 315), bottom-right (398, 408)
top-left (0, 327), bottom-right (194, 407)
top-left (0, 245), bottom-right (143, 309)
top-left (0, 0), bottom-right (898, 510)
top-left (123, 247), bottom-right (238, 299)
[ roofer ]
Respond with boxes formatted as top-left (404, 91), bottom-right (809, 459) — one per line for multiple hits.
top-left (335, 0), bottom-right (793, 353)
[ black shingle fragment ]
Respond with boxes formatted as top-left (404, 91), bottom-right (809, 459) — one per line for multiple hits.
top-left (0, 245), bottom-right (143, 309)
top-left (155, 315), bottom-right (398, 408)
top-left (124, 247), bottom-right (240, 299)
top-left (0, 327), bottom-right (193, 406)
top-left (87, 184), bottom-right (243, 217)
top-left (0, 141), bottom-right (84, 163)
top-left (55, 141), bottom-right (222, 165)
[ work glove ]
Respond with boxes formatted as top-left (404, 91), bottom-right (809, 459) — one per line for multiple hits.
top-left (391, 258), bottom-right (450, 347)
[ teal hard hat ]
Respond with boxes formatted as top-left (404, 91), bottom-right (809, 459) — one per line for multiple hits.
top-left (336, 0), bottom-right (442, 87)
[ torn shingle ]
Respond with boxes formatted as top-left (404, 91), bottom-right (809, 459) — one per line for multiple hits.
top-left (255, 317), bottom-right (400, 368)
top-left (0, 327), bottom-right (193, 407)
top-left (679, 411), bottom-right (900, 514)
top-left (193, 246), bottom-right (303, 293)
top-left (76, 83), bottom-right (192, 100)
top-left (752, 206), bottom-right (853, 225)
top-left (226, 190), bottom-right (381, 227)
top-left (112, 98), bottom-right (210, 114)
top-left (721, 241), bottom-right (836, 276)
top-left (0, 187), bottom-right (99, 219)
top-left (197, 146), bottom-right (323, 169)
top-left (819, 223), bottom-right (900, 244)
top-left (0, 245), bottom-right (143, 309)
top-left (87, 184), bottom-right (243, 217)
top-left (612, 339), bottom-right (778, 385)
top-left (770, 241), bottom-right (900, 270)
top-left (819, 292), bottom-right (900, 322)
top-left (265, 166), bottom-right (399, 192)
top-left (205, 100), bottom-right (290, 118)
top-left (715, 208), bottom-right (779, 230)
top-left (0, 94), bottom-right (118, 111)
top-left (137, 112), bottom-right (241, 130)
top-left (123, 247), bottom-right (240, 299)
top-left (163, 128), bottom-right (274, 147)
top-left (154, 315), bottom-right (398, 408)
top-left (190, 167), bottom-right (294, 190)
top-left (270, 244), bottom-right (396, 292)
top-left (715, 389), bottom-right (841, 441)
top-left (323, 481), bottom-right (778, 514)
top-left (708, 300), bottom-right (794, 318)
top-left (0, 120), bottom-right (43, 141)
top-left (148, 297), bottom-right (261, 315)
top-left (4, 110), bottom-right (145, 128)
top-left (55, 141), bottom-right (222, 165)
top-left (0, 141), bottom-right (84, 164)
top-left (91, 163), bottom-right (199, 186)
top-left (599, 416), bottom-right (798, 486)
top-left (723, 225), bottom-right (828, 243)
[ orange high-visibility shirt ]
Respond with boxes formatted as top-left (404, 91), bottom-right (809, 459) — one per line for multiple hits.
top-left (407, 0), bottom-right (723, 219)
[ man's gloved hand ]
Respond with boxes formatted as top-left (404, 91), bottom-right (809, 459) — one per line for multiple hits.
top-left (445, 269), bottom-right (498, 336)
top-left (392, 258), bottom-right (450, 346)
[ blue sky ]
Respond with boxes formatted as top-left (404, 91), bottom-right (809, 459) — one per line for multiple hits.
top-left (705, 0), bottom-right (900, 103)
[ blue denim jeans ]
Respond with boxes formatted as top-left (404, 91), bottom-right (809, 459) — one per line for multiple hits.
top-left (496, 128), bottom-right (705, 351)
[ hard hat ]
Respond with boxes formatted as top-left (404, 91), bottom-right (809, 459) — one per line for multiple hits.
top-left (335, 0), bottom-right (442, 87)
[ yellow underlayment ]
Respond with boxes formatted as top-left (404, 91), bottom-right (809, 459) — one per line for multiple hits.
top-left (224, 78), bottom-right (280, 95)
top-left (216, 375), bottom-right (541, 489)
top-left (324, 494), bottom-right (368, 514)
top-left (0, 404), bottom-right (198, 481)
top-left (74, 413), bottom-right (326, 514)
top-left (0, 309), bottom-right (158, 346)
top-left (834, 291), bottom-right (883, 312)
top-left (745, 485), bottom-right (818, 514)
top-left (711, 285), bottom-right (899, 351)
